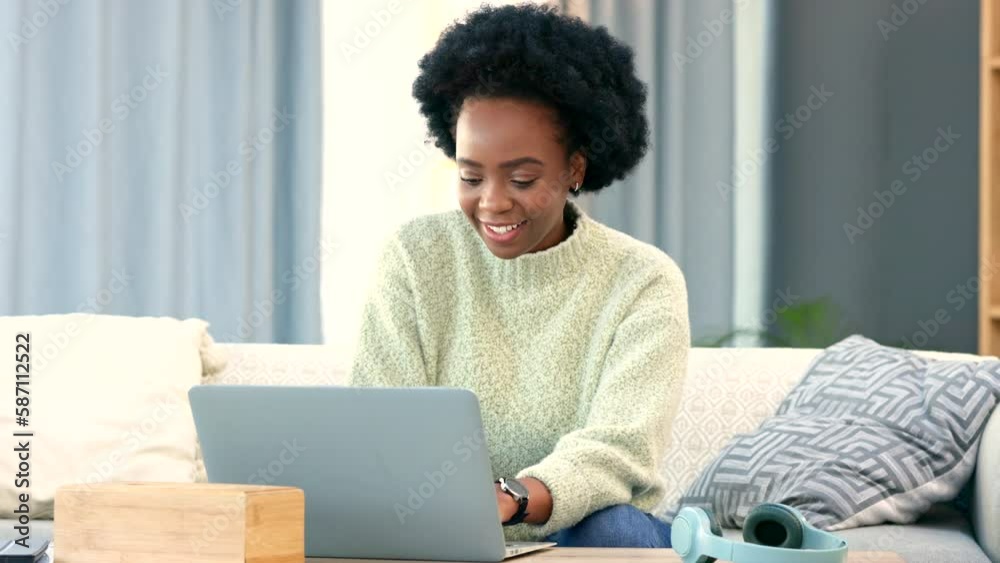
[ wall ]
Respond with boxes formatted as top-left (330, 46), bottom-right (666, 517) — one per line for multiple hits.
top-left (770, 0), bottom-right (980, 352)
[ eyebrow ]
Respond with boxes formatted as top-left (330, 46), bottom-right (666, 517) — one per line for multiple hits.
top-left (456, 156), bottom-right (544, 169)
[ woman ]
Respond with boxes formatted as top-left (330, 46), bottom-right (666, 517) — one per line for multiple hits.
top-left (349, 3), bottom-right (689, 548)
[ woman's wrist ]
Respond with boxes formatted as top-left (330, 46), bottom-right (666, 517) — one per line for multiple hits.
top-left (495, 477), bottom-right (553, 525)
top-left (519, 477), bottom-right (553, 525)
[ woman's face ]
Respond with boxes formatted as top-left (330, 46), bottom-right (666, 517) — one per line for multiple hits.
top-left (455, 97), bottom-right (584, 259)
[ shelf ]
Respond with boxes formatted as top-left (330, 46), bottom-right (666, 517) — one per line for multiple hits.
top-left (980, 0), bottom-right (1000, 355)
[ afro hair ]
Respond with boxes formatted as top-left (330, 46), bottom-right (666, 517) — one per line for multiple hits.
top-left (411, 3), bottom-right (649, 193)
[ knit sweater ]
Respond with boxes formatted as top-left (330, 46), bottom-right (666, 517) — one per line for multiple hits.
top-left (348, 202), bottom-right (690, 540)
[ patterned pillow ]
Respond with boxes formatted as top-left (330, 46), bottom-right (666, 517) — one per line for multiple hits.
top-left (652, 348), bottom-right (821, 518)
top-left (666, 335), bottom-right (1000, 531)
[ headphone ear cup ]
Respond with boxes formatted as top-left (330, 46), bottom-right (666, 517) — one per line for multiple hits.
top-left (742, 503), bottom-right (804, 549)
top-left (702, 508), bottom-right (724, 537)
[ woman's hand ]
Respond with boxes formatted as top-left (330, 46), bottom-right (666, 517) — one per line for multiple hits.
top-left (495, 483), bottom-right (520, 523)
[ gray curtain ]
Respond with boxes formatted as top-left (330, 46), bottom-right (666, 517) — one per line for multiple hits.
top-left (586, 0), bottom-right (980, 352)
top-left (584, 0), bottom-right (740, 341)
top-left (769, 0), bottom-right (980, 352)
top-left (0, 0), bottom-right (322, 343)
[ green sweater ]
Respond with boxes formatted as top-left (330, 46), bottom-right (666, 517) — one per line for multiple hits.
top-left (349, 202), bottom-right (690, 540)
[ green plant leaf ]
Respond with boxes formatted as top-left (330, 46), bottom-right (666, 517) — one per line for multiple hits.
top-left (695, 295), bottom-right (848, 349)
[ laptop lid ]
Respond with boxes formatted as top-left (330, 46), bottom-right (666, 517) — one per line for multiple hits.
top-left (188, 385), bottom-right (508, 562)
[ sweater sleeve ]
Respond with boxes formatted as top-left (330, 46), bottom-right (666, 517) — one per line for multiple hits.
top-left (348, 235), bottom-right (431, 388)
top-left (513, 271), bottom-right (690, 539)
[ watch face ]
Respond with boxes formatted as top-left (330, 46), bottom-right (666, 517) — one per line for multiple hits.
top-left (505, 478), bottom-right (529, 499)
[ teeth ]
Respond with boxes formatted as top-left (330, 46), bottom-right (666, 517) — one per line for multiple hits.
top-left (487, 222), bottom-right (522, 234)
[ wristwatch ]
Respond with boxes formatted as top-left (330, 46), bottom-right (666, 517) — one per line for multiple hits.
top-left (496, 477), bottom-right (530, 526)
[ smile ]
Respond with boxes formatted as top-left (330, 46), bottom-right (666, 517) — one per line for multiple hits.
top-left (485, 222), bottom-right (525, 234)
top-left (481, 220), bottom-right (527, 243)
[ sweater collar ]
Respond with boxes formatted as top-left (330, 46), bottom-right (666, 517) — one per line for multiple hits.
top-left (472, 200), bottom-right (602, 287)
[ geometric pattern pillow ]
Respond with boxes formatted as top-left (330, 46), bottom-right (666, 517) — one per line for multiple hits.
top-left (665, 335), bottom-right (1000, 531)
top-left (652, 348), bottom-right (819, 518)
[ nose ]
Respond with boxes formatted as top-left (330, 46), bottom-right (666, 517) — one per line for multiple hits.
top-left (478, 179), bottom-right (514, 214)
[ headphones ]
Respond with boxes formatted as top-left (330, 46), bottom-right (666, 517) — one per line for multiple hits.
top-left (671, 503), bottom-right (848, 563)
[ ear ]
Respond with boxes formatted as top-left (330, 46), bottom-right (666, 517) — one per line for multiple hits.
top-left (569, 150), bottom-right (587, 188)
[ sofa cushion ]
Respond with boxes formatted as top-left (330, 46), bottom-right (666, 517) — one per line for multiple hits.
top-left (719, 504), bottom-right (990, 563)
top-left (207, 343), bottom-right (347, 386)
top-left (669, 335), bottom-right (1000, 530)
top-left (0, 315), bottom-right (218, 518)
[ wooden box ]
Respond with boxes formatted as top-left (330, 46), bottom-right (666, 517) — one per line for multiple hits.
top-left (54, 482), bottom-right (304, 563)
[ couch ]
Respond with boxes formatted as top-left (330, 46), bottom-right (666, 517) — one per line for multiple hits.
top-left (15, 343), bottom-right (1000, 562)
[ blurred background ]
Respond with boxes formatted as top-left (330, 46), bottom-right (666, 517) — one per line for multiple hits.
top-left (0, 0), bottom-right (989, 364)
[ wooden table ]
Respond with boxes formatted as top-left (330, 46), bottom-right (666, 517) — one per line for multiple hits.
top-left (310, 547), bottom-right (906, 562)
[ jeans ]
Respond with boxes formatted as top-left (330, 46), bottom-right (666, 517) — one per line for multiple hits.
top-left (545, 504), bottom-right (673, 548)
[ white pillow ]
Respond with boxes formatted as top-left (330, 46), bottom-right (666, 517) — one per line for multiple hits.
top-left (0, 314), bottom-right (220, 517)
top-left (655, 347), bottom-right (822, 517)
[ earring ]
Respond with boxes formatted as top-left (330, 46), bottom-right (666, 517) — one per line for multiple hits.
top-left (573, 182), bottom-right (581, 193)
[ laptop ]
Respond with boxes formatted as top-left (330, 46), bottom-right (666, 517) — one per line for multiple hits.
top-left (188, 385), bottom-right (555, 561)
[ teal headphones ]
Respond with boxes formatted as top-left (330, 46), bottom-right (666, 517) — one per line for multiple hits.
top-left (671, 503), bottom-right (848, 563)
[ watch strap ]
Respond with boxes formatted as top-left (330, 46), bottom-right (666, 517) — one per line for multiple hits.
top-left (497, 477), bottom-right (530, 526)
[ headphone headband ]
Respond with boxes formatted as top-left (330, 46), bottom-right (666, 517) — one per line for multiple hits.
top-left (671, 504), bottom-right (848, 563)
